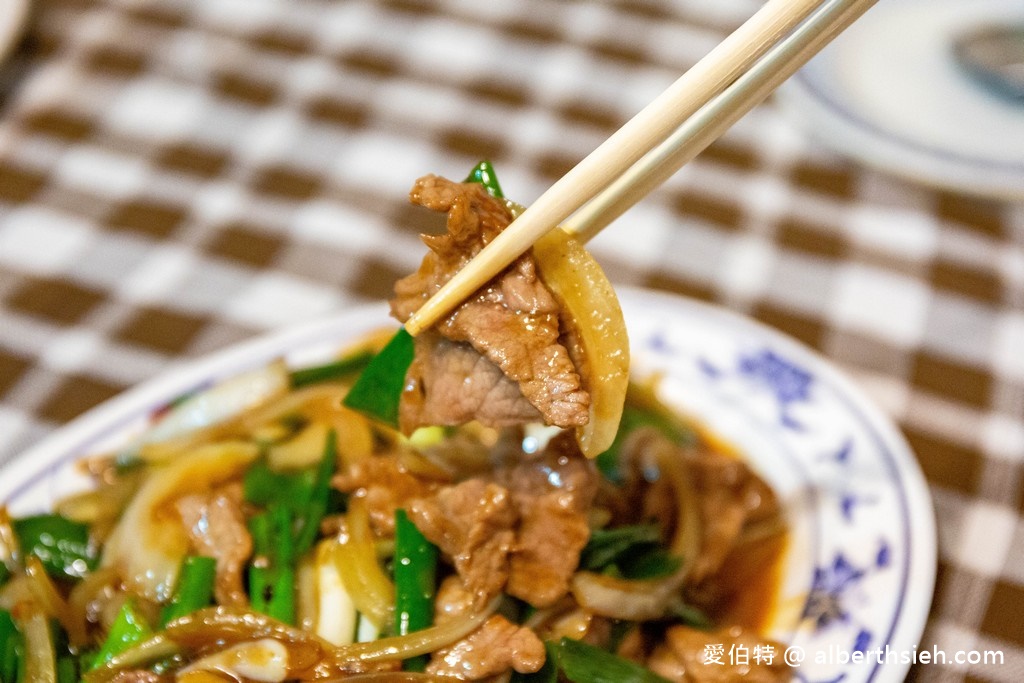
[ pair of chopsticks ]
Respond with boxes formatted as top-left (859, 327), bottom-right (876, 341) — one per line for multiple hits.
top-left (404, 0), bottom-right (878, 336)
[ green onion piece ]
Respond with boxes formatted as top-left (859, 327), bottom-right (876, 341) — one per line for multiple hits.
top-left (159, 555), bottom-right (217, 627)
top-left (248, 507), bottom-right (296, 624)
top-left (89, 600), bottom-right (152, 671)
top-left (580, 523), bottom-right (681, 580)
top-left (0, 609), bottom-right (21, 683)
top-left (342, 329), bottom-right (415, 428)
top-left (243, 459), bottom-right (315, 509)
top-left (56, 656), bottom-right (77, 683)
top-left (464, 160), bottom-right (505, 198)
top-left (550, 637), bottom-right (672, 683)
top-left (289, 351), bottom-right (374, 388)
top-left (394, 509), bottom-right (438, 672)
top-left (0, 563), bottom-right (9, 587)
top-left (294, 429), bottom-right (337, 556)
top-left (671, 603), bottom-right (713, 630)
top-left (13, 513), bottom-right (96, 581)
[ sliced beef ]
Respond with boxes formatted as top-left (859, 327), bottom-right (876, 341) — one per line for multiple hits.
top-left (407, 479), bottom-right (517, 606)
top-left (427, 577), bottom-right (546, 680)
top-left (332, 455), bottom-right (441, 537)
top-left (391, 175), bottom-right (589, 433)
top-left (501, 433), bottom-right (599, 607)
top-left (687, 445), bottom-right (779, 584)
top-left (175, 482), bottom-right (251, 608)
top-left (646, 625), bottom-right (790, 683)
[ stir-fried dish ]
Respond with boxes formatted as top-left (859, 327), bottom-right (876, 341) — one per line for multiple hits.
top-left (0, 165), bottom-right (790, 683)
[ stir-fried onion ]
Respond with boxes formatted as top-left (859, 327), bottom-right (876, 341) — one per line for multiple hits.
top-left (572, 428), bottom-right (701, 621)
top-left (327, 499), bottom-right (396, 631)
top-left (325, 595), bottom-right (501, 665)
top-left (15, 608), bottom-right (57, 683)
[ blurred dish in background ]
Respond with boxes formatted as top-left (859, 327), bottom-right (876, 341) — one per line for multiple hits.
top-left (0, 0), bottom-right (29, 65)
top-left (777, 0), bottom-right (1024, 199)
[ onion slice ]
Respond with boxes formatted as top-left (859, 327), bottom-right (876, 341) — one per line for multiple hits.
top-left (533, 228), bottom-right (629, 458)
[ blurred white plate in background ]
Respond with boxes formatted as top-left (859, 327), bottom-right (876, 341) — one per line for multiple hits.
top-left (778, 0), bottom-right (1024, 199)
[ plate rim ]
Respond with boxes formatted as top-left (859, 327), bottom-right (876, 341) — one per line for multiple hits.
top-left (0, 286), bottom-right (936, 682)
top-left (776, 0), bottom-right (1024, 200)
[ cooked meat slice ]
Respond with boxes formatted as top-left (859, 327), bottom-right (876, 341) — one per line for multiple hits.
top-left (401, 334), bottom-right (543, 428)
top-left (646, 625), bottom-right (790, 683)
top-left (391, 175), bottom-right (589, 433)
top-left (175, 483), bottom-right (251, 608)
top-left (687, 445), bottom-right (780, 584)
top-left (407, 479), bottom-right (517, 606)
top-left (501, 433), bottom-right (599, 607)
top-left (428, 577), bottom-right (546, 680)
top-left (332, 455), bottom-right (440, 537)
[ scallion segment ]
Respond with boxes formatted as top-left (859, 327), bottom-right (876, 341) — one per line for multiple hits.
top-left (342, 329), bottom-right (415, 428)
top-left (0, 609), bottom-right (21, 683)
top-left (393, 509), bottom-right (438, 672)
top-left (289, 351), bottom-right (374, 389)
top-left (12, 513), bottom-right (96, 581)
top-left (159, 555), bottom-right (217, 627)
top-left (547, 637), bottom-right (672, 683)
top-left (89, 600), bottom-right (152, 671)
top-left (464, 160), bottom-right (505, 198)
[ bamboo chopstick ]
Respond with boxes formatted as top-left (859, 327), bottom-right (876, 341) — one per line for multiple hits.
top-left (562, 0), bottom-right (878, 243)
top-left (403, 0), bottom-right (878, 336)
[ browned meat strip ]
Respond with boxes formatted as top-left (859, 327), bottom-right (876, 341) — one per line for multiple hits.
top-left (501, 433), bottom-right (599, 607)
top-left (391, 175), bottom-right (590, 433)
top-left (427, 577), bottom-right (546, 680)
top-left (646, 624), bottom-right (790, 682)
top-left (332, 455), bottom-right (441, 537)
top-left (174, 483), bottom-right (251, 608)
top-left (407, 479), bottom-right (517, 606)
top-left (687, 445), bottom-right (779, 584)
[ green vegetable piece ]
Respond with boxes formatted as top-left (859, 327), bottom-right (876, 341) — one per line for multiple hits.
top-left (243, 459), bottom-right (314, 509)
top-left (13, 513), bottom-right (96, 581)
top-left (342, 329), bottom-right (414, 428)
top-left (0, 609), bottom-right (21, 683)
top-left (294, 429), bottom-right (337, 555)
top-left (464, 160), bottom-right (505, 198)
top-left (90, 599), bottom-right (152, 670)
top-left (248, 506), bottom-right (296, 624)
top-left (56, 656), bottom-right (77, 683)
top-left (394, 509), bottom-right (438, 672)
top-left (580, 523), bottom-right (681, 580)
top-left (289, 351), bottom-right (374, 388)
top-left (672, 602), bottom-right (713, 630)
top-left (552, 637), bottom-right (672, 683)
top-left (159, 555), bottom-right (217, 627)
top-left (0, 563), bottom-right (9, 588)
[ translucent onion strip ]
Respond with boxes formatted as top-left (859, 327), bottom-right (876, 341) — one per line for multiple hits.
top-left (327, 595), bottom-right (500, 665)
top-left (327, 500), bottom-right (395, 631)
top-left (16, 608), bottom-right (57, 683)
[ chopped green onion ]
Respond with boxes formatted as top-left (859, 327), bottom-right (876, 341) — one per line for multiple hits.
top-left (289, 351), bottom-right (374, 388)
top-left (159, 555), bottom-right (217, 627)
top-left (56, 655), bottom-right (77, 683)
top-left (0, 609), bottom-right (21, 683)
top-left (295, 429), bottom-right (337, 556)
top-left (464, 160), bottom-right (505, 198)
top-left (580, 523), bottom-right (681, 580)
top-left (248, 506), bottom-right (296, 624)
top-left (342, 329), bottom-right (415, 428)
top-left (13, 513), bottom-right (96, 581)
top-left (549, 637), bottom-right (672, 683)
top-left (89, 599), bottom-right (152, 671)
top-left (394, 509), bottom-right (438, 672)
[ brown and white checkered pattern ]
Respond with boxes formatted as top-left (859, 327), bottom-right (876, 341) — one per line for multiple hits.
top-left (0, 0), bottom-right (1021, 680)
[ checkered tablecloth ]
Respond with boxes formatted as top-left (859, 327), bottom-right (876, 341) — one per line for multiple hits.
top-left (0, 0), bottom-right (1021, 680)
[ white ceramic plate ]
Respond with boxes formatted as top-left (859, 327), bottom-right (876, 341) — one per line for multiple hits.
top-left (0, 287), bottom-right (935, 683)
top-left (777, 0), bottom-right (1024, 200)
